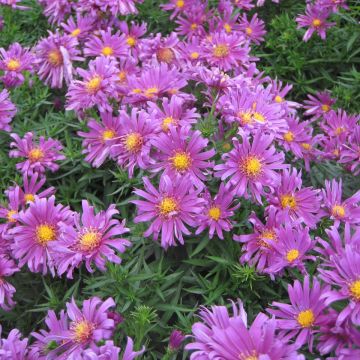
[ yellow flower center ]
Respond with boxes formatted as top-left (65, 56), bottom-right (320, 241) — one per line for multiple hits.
top-left (162, 116), bottom-right (174, 132)
top-left (71, 28), bottom-right (81, 37)
top-left (275, 95), bottom-right (283, 103)
top-left (158, 197), bottom-right (178, 216)
top-left (6, 210), bottom-right (17, 223)
top-left (24, 193), bottom-right (35, 203)
top-left (245, 27), bottom-right (253, 35)
top-left (349, 280), bottom-right (360, 301)
top-left (284, 131), bottom-right (295, 142)
top-left (124, 132), bottom-right (143, 153)
top-left (28, 148), bottom-right (44, 162)
top-left (301, 143), bottom-right (311, 150)
top-left (118, 71), bottom-right (127, 83)
top-left (126, 36), bottom-right (136, 47)
top-left (208, 206), bottom-right (221, 221)
top-left (335, 127), bottom-right (345, 136)
top-left (333, 149), bottom-right (340, 157)
top-left (47, 50), bottom-right (63, 66)
top-left (240, 156), bottom-right (262, 178)
top-left (86, 75), bottom-right (102, 94)
top-left (190, 51), bottom-right (199, 59)
top-left (132, 88), bottom-right (142, 94)
top-left (258, 229), bottom-right (277, 248)
top-left (101, 46), bottom-right (114, 56)
top-left (144, 87), bottom-right (158, 99)
top-left (176, 0), bottom-right (184, 8)
top-left (213, 44), bottom-right (229, 58)
top-left (171, 151), bottom-right (192, 172)
top-left (79, 230), bottom-right (101, 251)
top-left (157, 48), bottom-right (175, 64)
top-left (297, 309), bottom-right (315, 328)
top-left (190, 23), bottom-right (198, 30)
top-left (224, 23), bottom-right (232, 33)
top-left (331, 205), bottom-right (345, 218)
top-left (253, 112), bottom-right (266, 123)
top-left (7, 59), bottom-right (21, 71)
top-left (280, 194), bottom-right (297, 210)
top-left (239, 352), bottom-right (258, 360)
top-left (286, 249), bottom-right (300, 263)
top-left (238, 111), bottom-right (253, 125)
top-left (312, 18), bottom-right (322, 27)
top-left (102, 129), bottom-right (116, 141)
top-left (321, 104), bottom-right (330, 112)
top-left (36, 224), bottom-right (56, 246)
top-left (72, 320), bottom-right (94, 343)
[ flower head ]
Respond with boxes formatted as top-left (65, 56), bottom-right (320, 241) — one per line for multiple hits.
top-left (0, 255), bottom-right (19, 310)
top-left (0, 89), bottom-right (16, 131)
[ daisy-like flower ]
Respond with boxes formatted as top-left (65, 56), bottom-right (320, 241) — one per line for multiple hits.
top-left (340, 125), bottom-right (360, 175)
top-left (78, 112), bottom-right (122, 168)
top-left (10, 196), bottom-right (73, 275)
top-left (151, 126), bottom-right (215, 189)
top-left (303, 91), bottom-right (336, 121)
top-left (296, 4), bottom-right (335, 42)
top-left (110, 108), bottom-right (157, 177)
top-left (175, 11), bottom-right (206, 39)
top-left (9, 132), bottom-right (65, 175)
top-left (202, 31), bottom-right (252, 71)
top-left (97, 0), bottom-right (143, 16)
top-left (238, 13), bottom-right (266, 45)
top-left (118, 21), bottom-right (147, 58)
top-left (132, 175), bottom-right (204, 249)
top-left (40, 0), bottom-right (72, 24)
top-left (186, 300), bottom-right (302, 359)
top-left (214, 133), bottom-right (287, 204)
top-left (0, 255), bottom-right (19, 310)
top-left (0, 42), bottom-right (34, 87)
top-left (66, 56), bottom-right (119, 113)
top-left (317, 0), bottom-right (349, 12)
top-left (84, 29), bottom-right (128, 59)
top-left (0, 89), bottom-right (16, 132)
top-left (35, 31), bottom-right (83, 88)
top-left (268, 276), bottom-right (330, 351)
top-left (267, 167), bottom-right (322, 228)
top-left (61, 16), bottom-right (95, 40)
top-left (0, 328), bottom-right (29, 359)
top-left (322, 178), bottom-right (360, 226)
top-left (195, 183), bottom-right (239, 239)
top-left (53, 200), bottom-right (130, 279)
top-left (161, 0), bottom-right (189, 20)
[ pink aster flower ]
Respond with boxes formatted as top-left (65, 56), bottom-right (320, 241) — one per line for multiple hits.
top-left (161, 0), bottom-right (189, 20)
top-left (0, 255), bottom-right (19, 310)
top-left (169, 329), bottom-right (185, 351)
top-left (195, 183), bottom-right (239, 239)
top-left (132, 175), bottom-right (204, 249)
top-left (35, 31), bottom-right (83, 88)
top-left (61, 16), bottom-right (95, 41)
top-left (40, 0), bottom-right (72, 24)
top-left (232, 0), bottom-right (254, 10)
top-left (186, 300), bottom-right (302, 359)
top-left (110, 108), bottom-right (157, 177)
top-left (214, 133), bottom-right (287, 204)
top-left (0, 89), bottom-right (16, 131)
top-left (296, 4), bottom-right (335, 42)
top-left (10, 195), bottom-right (73, 275)
top-left (0, 42), bottom-right (34, 88)
top-left (175, 11), bottom-right (206, 39)
top-left (339, 125), bottom-right (360, 175)
top-left (0, 185), bottom-right (22, 238)
top-left (78, 112), bottom-right (122, 168)
top-left (66, 56), bottom-right (119, 113)
top-left (118, 21), bottom-right (147, 58)
top-left (266, 168), bottom-right (322, 228)
top-left (96, 0), bottom-right (143, 16)
top-left (303, 91), bottom-right (336, 121)
top-left (268, 276), bottom-right (330, 351)
top-left (9, 132), bottom-right (65, 175)
top-left (202, 31), bottom-right (252, 71)
top-left (316, 0), bottom-right (349, 12)
top-left (238, 13), bottom-right (266, 45)
top-left (53, 200), bottom-right (130, 278)
top-left (151, 126), bottom-right (215, 189)
top-left (0, 328), bottom-right (29, 359)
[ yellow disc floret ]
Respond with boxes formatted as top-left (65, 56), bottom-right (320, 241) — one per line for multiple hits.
top-left (36, 224), bottom-right (56, 246)
top-left (170, 151), bottom-right (192, 172)
top-left (297, 309), bottom-right (315, 328)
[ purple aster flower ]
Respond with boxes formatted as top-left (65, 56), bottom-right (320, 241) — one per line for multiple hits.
top-left (268, 276), bottom-right (330, 351)
top-left (53, 200), bottom-right (130, 278)
top-left (118, 21), bottom-right (147, 59)
top-left (0, 255), bottom-right (19, 310)
top-left (0, 89), bottom-right (16, 132)
top-left (214, 133), bottom-right (287, 204)
top-left (9, 132), bottom-right (65, 175)
top-left (61, 16), bottom-right (95, 40)
top-left (10, 195), bottom-right (73, 275)
top-left (110, 108), bottom-right (157, 178)
top-left (0, 327), bottom-right (29, 359)
top-left (340, 125), bottom-right (360, 175)
top-left (232, 0), bottom-right (254, 10)
top-left (66, 56), bottom-right (119, 113)
top-left (169, 329), bottom-right (185, 351)
top-left (316, 0), bottom-right (349, 12)
top-left (238, 13), bottom-right (266, 45)
top-left (175, 10), bottom-right (206, 39)
top-left (161, 0), bottom-right (189, 20)
top-left (96, 0), bottom-right (143, 16)
top-left (151, 126), bottom-right (215, 189)
top-left (266, 168), bottom-right (322, 228)
top-left (35, 31), bottom-right (83, 88)
top-left (82, 340), bottom-right (121, 360)
top-left (40, 0), bottom-right (72, 24)
top-left (132, 175), bottom-right (204, 249)
top-left (195, 183), bottom-right (239, 239)
top-left (78, 112), bottom-right (122, 168)
top-left (122, 337), bottom-right (145, 360)
top-left (303, 91), bottom-right (336, 121)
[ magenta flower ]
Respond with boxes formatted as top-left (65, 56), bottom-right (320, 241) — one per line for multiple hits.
top-left (132, 175), bottom-right (204, 249)
top-left (268, 276), bottom-right (330, 351)
top-left (61, 15), bottom-right (95, 40)
top-left (340, 125), bottom-right (360, 175)
top-left (175, 11), bottom-right (206, 39)
top-left (266, 168), bottom-right (322, 228)
top-left (169, 329), bottom-right (185, 351)
top-left (40, 0), bottom-right (72, 24)
top-left (161, 0), bottom-right (189, 20)
top-left (214, 133), bottom-right (286, 203)
top-left (53, 200), bottom-right (130, 278)
top-left (10, 195), bottom-right (73, 275)
top-left (0, 255), bottom-right (19, 310)
top-left (238, 13), bottom-right (266, 45)
top-left (151, 126), bottom-right (215, 189)
top-left (303, 91), bottom-right (336, 121)
top-left (0, 184), bottom-right (22, 238)
top-left (195, 183), bottom-right (239, 239)
top-left (0, 328), bottom-right (29, 359)
top-left (0, 89), bottom-right (16, 132)
top-left (118, 21), bottom-right (147, 58)
top-left (96, 0), bottom-right (143, 15)
top-left (9, 132), bottom-right (65, 175)
top-left (82, 340), bottom-right (120, 360)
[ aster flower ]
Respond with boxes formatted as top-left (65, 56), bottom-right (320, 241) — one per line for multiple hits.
top-left (232, 0), bottom-right (254, 11)
top-left (0, 255), bottom-right (19, 310)
top-left (132, 175), bottom-right (204, 249)
top-left (266, 167), bottom-right (322, 228)
top-left (53, 200), bottom-right (130, 278)
top-left (40, 0), bottom-right (72, 24)
top-left (9, 132), bottom-right (65, 175)
top-left (169, 329), bottom-right (185, 351)
top-left (0, 89), bottom-right (16, 132)
top-left (110, 108), bottom-right (157, 177)
top-left (214, 133), bottom-right (286, 204)
top-left (118, 21), bottom-right (147, 58)
top-left (66, 56), bottom-right (119, 113)
top-left (10, 195), bottom-right (73, 275)
top-left (175, 11), bottom-right (206, 39)
top-left (238, 13), bottom-right (266, 45)
top-left (195, 183), bottom-right (239, 239)
top-left (82, 340), bottom-right (120, 360)
top-left (186, 300), bottom-right (302, 359)
top-left (316, 0), bottom-right (349, 12)
top-left (177, 37), bottom-right (204, 64)
top-left (303, 91), bottom-right (336, 121)
top-left (78, 112), bottom-right (122, 168)
top-left (296, 4), bottom-right (335, 42)
top-left (0, 184), bottom-right (22, 238)
top-left (161, 0), bottom-right (189, 20)
top-left (61, 16), bottom-right (95, 40)
top-left (97, 0), bottom-right (143, 16)
top-left (151, 126), bottom-right (215, 189)
top-left (0, 328), bottom-right (29, 359)
top-left (268, 276), bottom-right (330, 351)
top-left (35, 31), bottom-right (83, 88)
